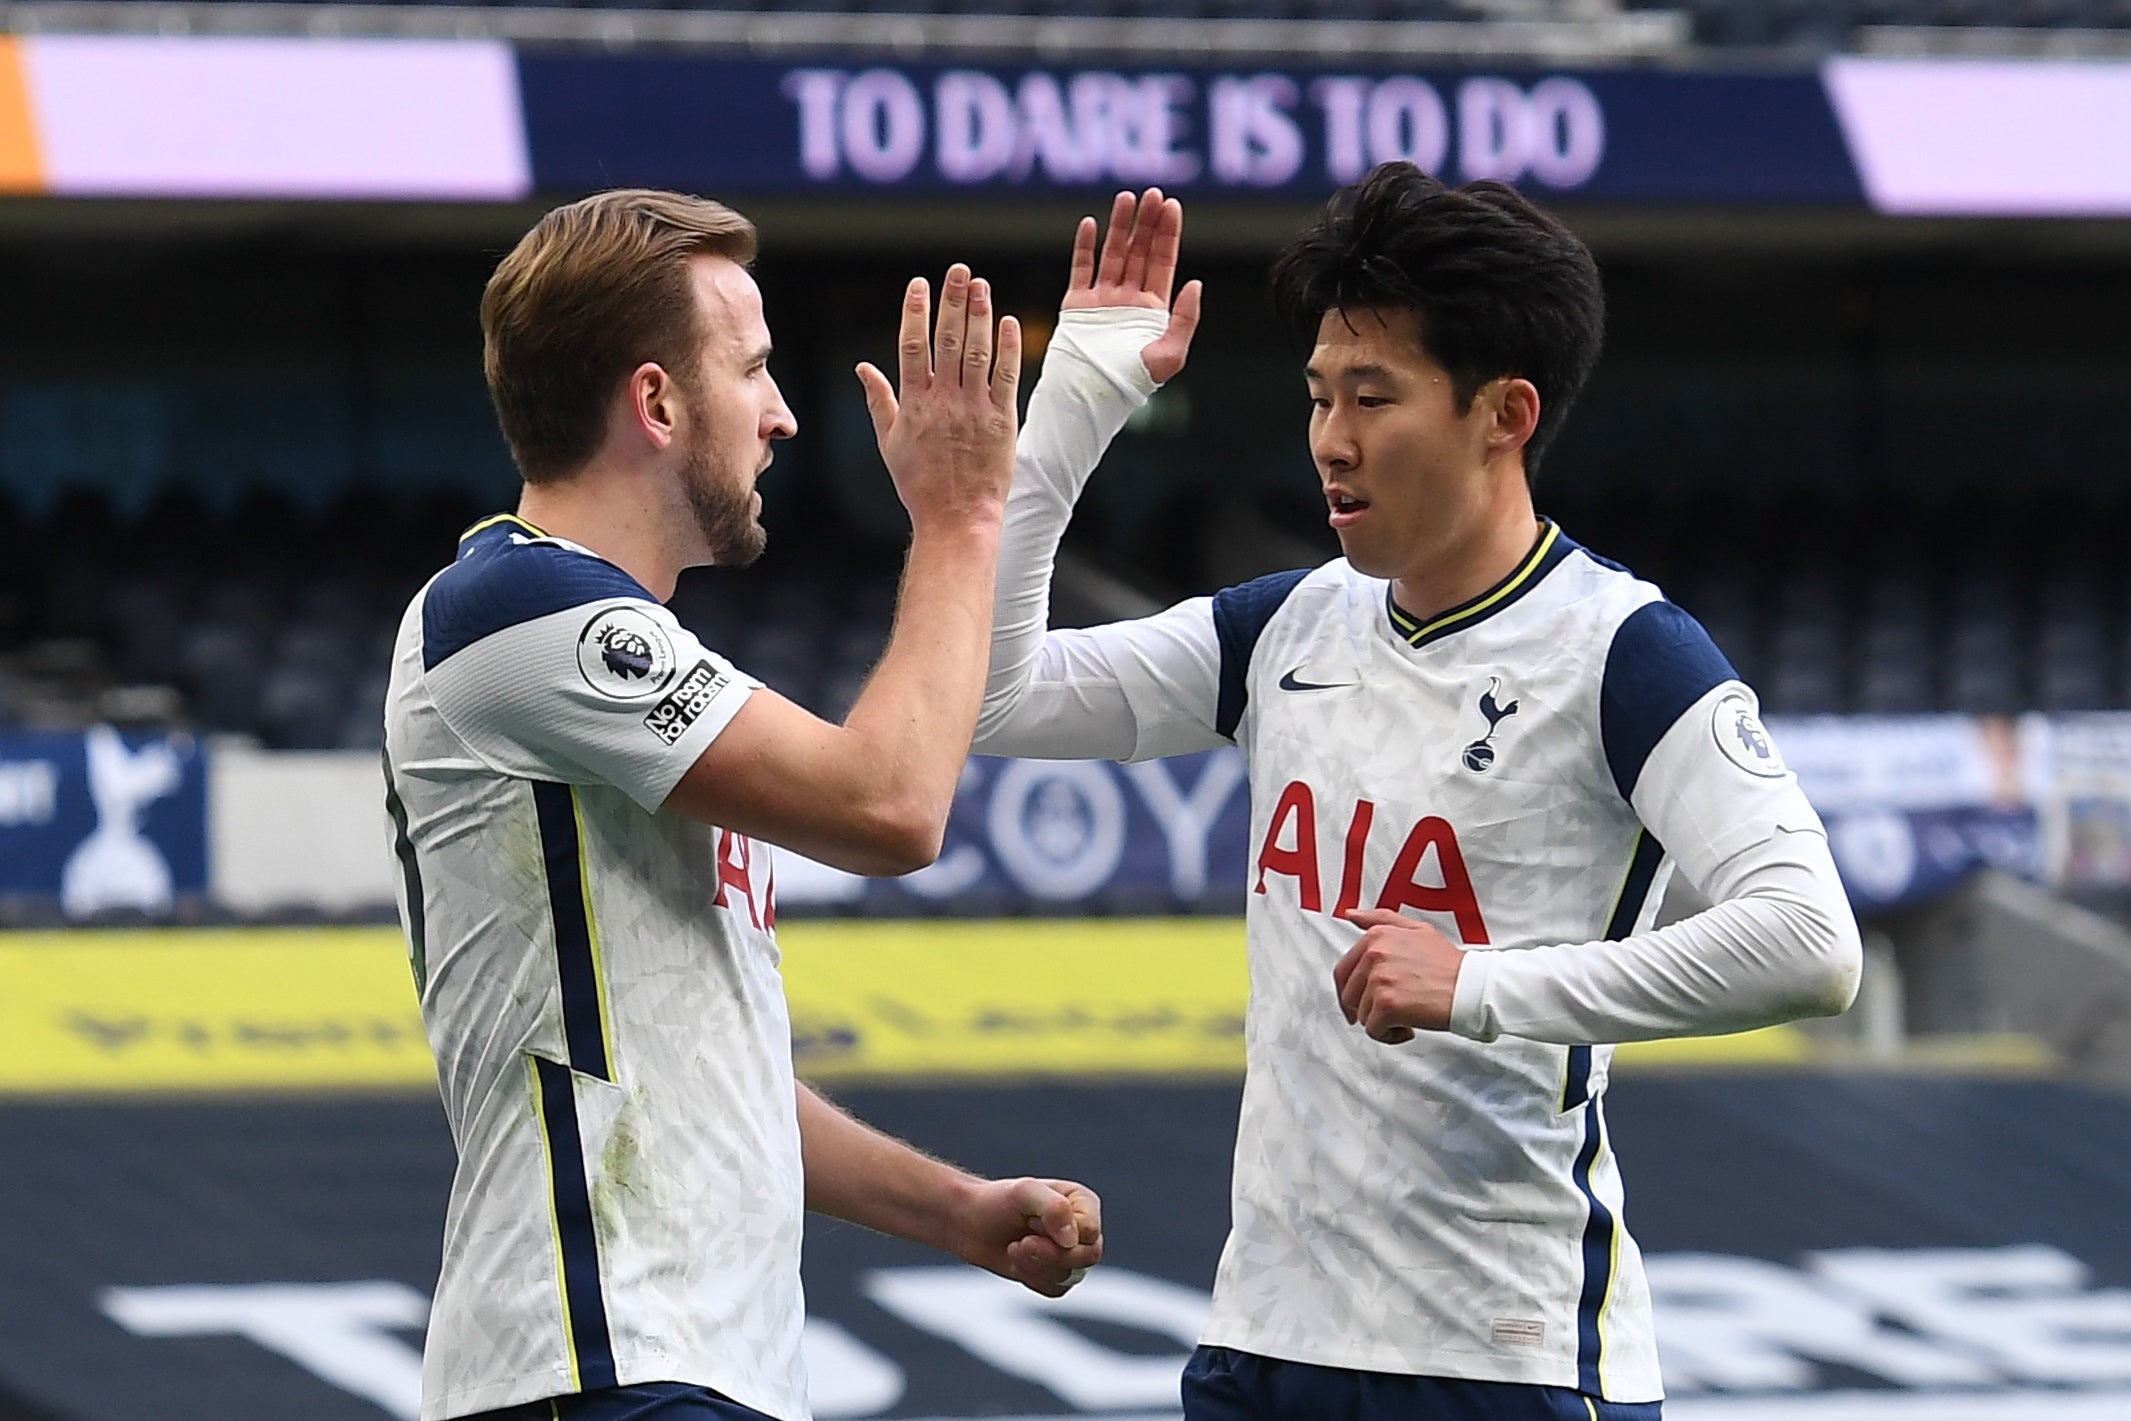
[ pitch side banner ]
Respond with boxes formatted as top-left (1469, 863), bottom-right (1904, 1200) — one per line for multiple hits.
top-left (778, 751), bottom-right (1252, 914)
top-left (5, 38), bottom-right (2131, 213)
top-left (0, 925), bottom-right (1833, 1097)
top-left (170, 718), bottom-right (2131, 919)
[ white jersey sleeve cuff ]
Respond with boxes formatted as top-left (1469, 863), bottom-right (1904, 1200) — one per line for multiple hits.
top-left (1447, 948), bottom-right (1501, 1043)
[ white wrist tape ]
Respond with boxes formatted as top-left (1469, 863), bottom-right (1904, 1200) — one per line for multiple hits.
top-left (1048, 307), bottom-right (1170, 401)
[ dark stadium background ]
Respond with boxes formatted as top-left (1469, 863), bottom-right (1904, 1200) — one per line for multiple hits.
top-left (4, 6), bottom-right (2131, 1419)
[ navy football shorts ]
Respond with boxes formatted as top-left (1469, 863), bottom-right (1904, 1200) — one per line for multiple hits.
top-left (1183, 1345), bottom-right (1663, 1421)
top-left (462, 1381), bottom-right (775, 1421)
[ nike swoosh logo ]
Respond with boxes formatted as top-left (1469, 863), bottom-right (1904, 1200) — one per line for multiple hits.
top-left (1278, 668), bottom-right (1355, 692)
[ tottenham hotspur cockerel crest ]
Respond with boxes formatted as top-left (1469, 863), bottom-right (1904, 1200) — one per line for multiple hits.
top-left (1462, 677), bottom-right (1519, 772)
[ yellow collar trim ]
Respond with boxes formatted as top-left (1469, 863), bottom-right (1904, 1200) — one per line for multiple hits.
top-left (1390, 521), bottom-right (1562, 647)
top-left (460, 512), bottom-right (549, 543)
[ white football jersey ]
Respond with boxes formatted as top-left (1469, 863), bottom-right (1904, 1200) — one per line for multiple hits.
top-left (1199, 534), bottom-right (1689, 1399)
top-left (382, 514), bottom-right (807, 1421)
top-left (977, 310), bottom-right (1858, 1407)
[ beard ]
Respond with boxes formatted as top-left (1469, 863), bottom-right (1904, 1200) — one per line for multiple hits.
top-left (680, 424), bottom-right (768, 568)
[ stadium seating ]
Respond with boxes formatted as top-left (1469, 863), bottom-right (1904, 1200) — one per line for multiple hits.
top-left (1, 483), bottom-right (2126, 747)
top-left (0, 487), bottom-right (911, 748)
top-left (1636, 0), bottom-right (2131, 47)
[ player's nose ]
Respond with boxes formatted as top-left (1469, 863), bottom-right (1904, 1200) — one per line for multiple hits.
top-left (764, 380), bottom-right (797, 441)
top-left (1312, 422), bottom-right (1357, 471)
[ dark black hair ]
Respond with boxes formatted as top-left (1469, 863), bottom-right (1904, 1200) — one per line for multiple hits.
top-left (1269, 161), bottom-right (1605, 478)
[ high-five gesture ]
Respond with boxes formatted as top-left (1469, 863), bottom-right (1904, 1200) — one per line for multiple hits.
top-left (1062, 187), bottom-right (1203, 384)
top-left (857, 263), bottom-right (1023, 526)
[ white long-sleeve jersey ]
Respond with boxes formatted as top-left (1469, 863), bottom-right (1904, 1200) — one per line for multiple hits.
top-left (976, 310), bottom-right (1863, 1403)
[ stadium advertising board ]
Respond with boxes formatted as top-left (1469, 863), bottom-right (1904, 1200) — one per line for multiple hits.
top-left (0, 36), bottom-right (529, 199)
top-left (0, 728), bottom-right (206, 915)
top-left (1775, 716), bottom-right (2047, 910)
top-left (0, 929), bottom-right (432, 1094)
top-left (0, 1077), bottom-right (2125, 1420)
top-left (519, 56), bottom-right (1858, 204)
top-left (3, 38), bottom-right (2131, 213)
top-left (781, 733), bottom-right (2043, 915)
top-left (777, 750), bottom-right (1252, 914)
top-left (2030, 715), bottom-right (2131, 891)
top-left (0, 719), bottom-right (2086, 920)
top-left (0, 717), bottom-right (2104, 919)
top-left (0, 925), bottom-right (1813, 1095)
top-left (0, 717), bottom-right (2112, 920)
top-left (1776, 715), bottom-right (2131, 908)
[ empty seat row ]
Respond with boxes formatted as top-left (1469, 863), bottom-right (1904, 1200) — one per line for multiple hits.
top-left (1654, 0), bottom-right (2131, 44)
top-left (11, 486), bottom-right (2131, 744)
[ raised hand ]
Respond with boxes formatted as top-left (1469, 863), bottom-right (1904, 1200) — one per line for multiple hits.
top-left (1061, 187), bottom-right (1203, 385)
top-left (856, 263), bottom-right (1023, 528)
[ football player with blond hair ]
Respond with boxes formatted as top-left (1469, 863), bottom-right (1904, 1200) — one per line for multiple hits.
top-left (385, 189), bottom-right (1101, 1421)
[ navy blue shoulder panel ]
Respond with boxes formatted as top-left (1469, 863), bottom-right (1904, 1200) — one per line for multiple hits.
top-left (1600, 600), bottom-right (1739, 800)
top-left (422, 529), bottom-right (655, 671)
top-left (1210, 568), bottom-right (1312, 741)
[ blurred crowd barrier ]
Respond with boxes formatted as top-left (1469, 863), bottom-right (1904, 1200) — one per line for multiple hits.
top-left (4, 716), bottom-right (2131, 922)
top-left (1779, 714), bottom-right (2131, 909)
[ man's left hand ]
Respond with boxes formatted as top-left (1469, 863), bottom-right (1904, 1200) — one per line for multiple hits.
top-left (1060, 187), bottom-right (1202, 385)
top-left (954, 1176), bottom-right (1104, 1298)
top-left (1332, 909), bottom-right (1466, 1044)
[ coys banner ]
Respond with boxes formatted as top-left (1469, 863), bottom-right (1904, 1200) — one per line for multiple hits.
top-left (0, 717), bottom-right (2125, 920)
top-left (776, 752), bottom-right (1252, 914)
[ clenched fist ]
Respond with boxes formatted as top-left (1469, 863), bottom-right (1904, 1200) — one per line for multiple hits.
top-left (1332, 908), bottom-right (1467, 1044)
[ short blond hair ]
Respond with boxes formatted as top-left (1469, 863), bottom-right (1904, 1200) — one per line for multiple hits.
top-left (482, 189), bottom-right (758, 484)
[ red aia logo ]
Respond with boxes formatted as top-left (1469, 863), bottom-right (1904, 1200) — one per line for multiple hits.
top-left (712, 829), bottom-right (775, 930)
top-left (1253, 780), bottom-right (1488, 944)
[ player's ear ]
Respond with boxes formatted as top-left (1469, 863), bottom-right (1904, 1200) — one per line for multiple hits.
top-left (1489, 377), bottom-right (1540, 455)
top-left (628, 361), bottom-right (681, 452)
